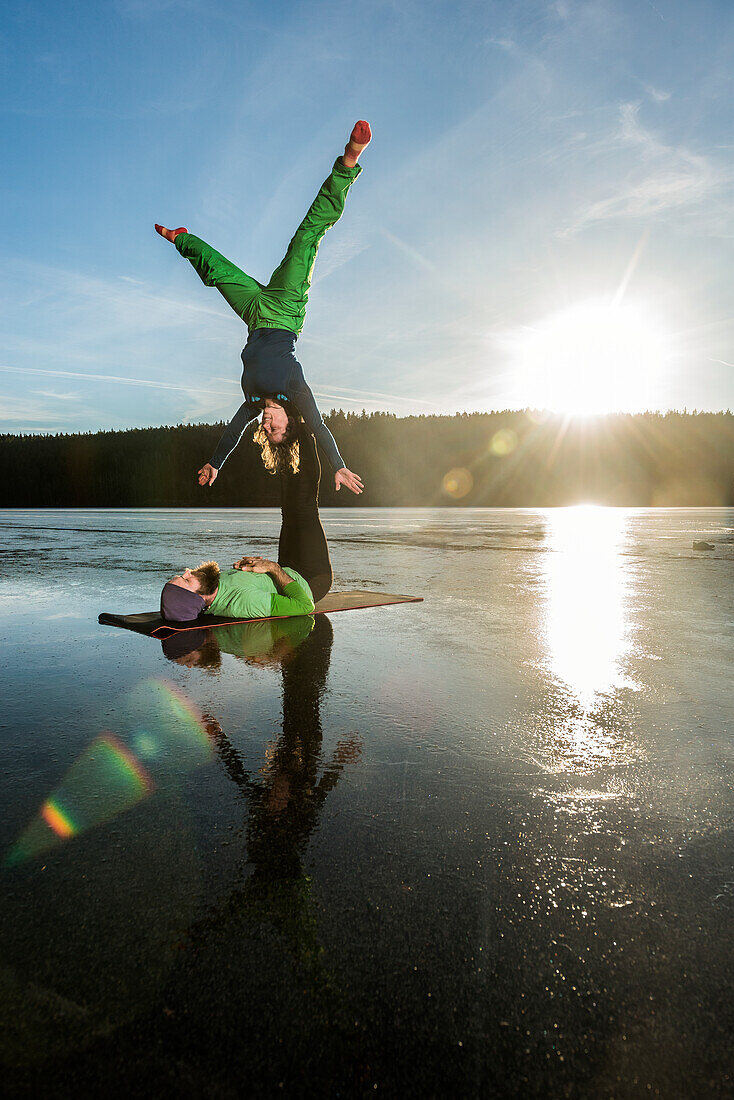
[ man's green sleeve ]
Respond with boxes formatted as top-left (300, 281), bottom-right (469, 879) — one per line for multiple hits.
top-left (270, 579), bottom-right (315, 618)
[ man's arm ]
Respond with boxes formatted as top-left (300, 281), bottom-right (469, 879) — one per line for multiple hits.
top-left (234, 557), bottom-right (315, 616)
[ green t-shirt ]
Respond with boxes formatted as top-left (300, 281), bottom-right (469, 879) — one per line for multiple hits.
top-left (205, 567), bottom-right (314, 621)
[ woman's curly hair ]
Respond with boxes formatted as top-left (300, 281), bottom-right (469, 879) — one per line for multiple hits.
top-left (253, 411), bottom-right (300, 475)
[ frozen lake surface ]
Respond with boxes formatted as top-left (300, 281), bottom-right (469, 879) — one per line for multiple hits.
top-left (1, 507), bottom-right (733, 1096)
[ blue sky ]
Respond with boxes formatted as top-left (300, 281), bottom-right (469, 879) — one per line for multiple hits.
top-left (1, 0), bottom-right (733, 433)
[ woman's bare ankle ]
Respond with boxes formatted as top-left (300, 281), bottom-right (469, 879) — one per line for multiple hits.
top-left (155, 224), bottom-right (188, 243)
top-left (341, 120), bottom-right (371, 168)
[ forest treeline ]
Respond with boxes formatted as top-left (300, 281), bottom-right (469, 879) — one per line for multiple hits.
top-left (2, 410), bottom-right (733, 508)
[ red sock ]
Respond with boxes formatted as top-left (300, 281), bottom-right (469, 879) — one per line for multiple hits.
top-left (350, 120), bottom-right (371, 148)
top-left (155, 224), bottom-right (188, 243)
top-left (342, 121), bottom-right (371, 168)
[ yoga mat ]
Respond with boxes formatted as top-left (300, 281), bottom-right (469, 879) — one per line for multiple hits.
top-left (99, 590), bottom-right (423, 640)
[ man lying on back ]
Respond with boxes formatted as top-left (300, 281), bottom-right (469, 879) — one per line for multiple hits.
top-left (160, 556), bottom-right (315, 624)
top-left (160, 421), bottom-right (332, 625)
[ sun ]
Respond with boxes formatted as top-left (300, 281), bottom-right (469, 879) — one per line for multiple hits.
top-left (501, 299), bottom-right (671, 415)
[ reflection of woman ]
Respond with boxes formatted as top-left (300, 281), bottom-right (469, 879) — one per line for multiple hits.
top-left (184, 615), bottom-right (361, 999)
top-left (206, 616), bottom-right (361, 881)
top-left (155, 122), bottom-right (370, 496)
top-left (164, 613), bottom-right (366, 1091)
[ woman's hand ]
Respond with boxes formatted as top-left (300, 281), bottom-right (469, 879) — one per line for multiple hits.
top-left (198, 463), bottom-right (218, 487)
top-left (335, 467), bottom-right (364, 495)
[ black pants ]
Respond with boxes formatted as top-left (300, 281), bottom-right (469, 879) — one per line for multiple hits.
top-left (277, 426), bottom-right (333, 603)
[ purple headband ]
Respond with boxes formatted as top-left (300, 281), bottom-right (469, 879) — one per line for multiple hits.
top-left (160, 582), bottom-right (205, 623)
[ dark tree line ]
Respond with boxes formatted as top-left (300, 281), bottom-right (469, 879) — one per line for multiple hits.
top-left (2, 410), bottom-right (733, 508)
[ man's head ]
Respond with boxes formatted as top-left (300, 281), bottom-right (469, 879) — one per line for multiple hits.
top-left (160, 561), bottom-right (220, 622)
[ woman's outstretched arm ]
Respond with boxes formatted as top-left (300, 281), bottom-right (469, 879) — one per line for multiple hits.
top-left (199, 399), bottom-right (260, 486)
top-left (288, 374), bottom-right (364, 495)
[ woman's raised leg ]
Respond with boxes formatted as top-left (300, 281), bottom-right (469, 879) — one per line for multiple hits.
top-left (265, 122), bottom-right (371, 308)
top-left (155, 225), bottom-right (263, 324)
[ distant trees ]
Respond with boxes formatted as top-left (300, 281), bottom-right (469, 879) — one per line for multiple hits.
top-left (2, 410), bottom-right (733, 508)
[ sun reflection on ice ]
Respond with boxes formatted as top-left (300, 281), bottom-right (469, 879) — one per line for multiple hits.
top-left (543, 505), bottom-right (634, 708)
top-left (530, 505), bottom-right (643, 776)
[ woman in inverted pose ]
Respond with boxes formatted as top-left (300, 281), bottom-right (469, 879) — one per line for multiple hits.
top-left (155, 121), bottom-right (371, 495)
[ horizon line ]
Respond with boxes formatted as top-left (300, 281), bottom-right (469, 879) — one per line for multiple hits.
top-left (2, 406), bottom-right (733, 438)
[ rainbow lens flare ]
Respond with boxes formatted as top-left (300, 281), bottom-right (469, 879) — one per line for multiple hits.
top-left (126, 679), bottom-right (213, 769)
top-left (7, 678), bottom-right (214, 866)
top-left (7, 734), bottom-right (153, 866)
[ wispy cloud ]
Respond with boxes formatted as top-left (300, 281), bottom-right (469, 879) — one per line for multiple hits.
top-left (0, 364), bottom-right (431, 424)
top-left (562, 102), bottom-right (730, 235)
top-left (550, 1), bottom-right (570, 19)
top-left (0, 363), bottom-right (241, 430)
top-left (313, 383), bottom-right (437, 408)
top-left (115, 0), bottom-right (198, 21)
top-left (0, 255), bottom-right (240, 409)
top-left (310, 226), bottom-right (371, 283)
top-left (644, 84), bottom-right (671, 103)
top-left (0, 364), bottom-right (238, 397)
top-left (487, 36), bottom-right (520, 56)
top-left (0, 394), bottom-right (85, 428)
top-left (32, 389), bottom-right (80, 400)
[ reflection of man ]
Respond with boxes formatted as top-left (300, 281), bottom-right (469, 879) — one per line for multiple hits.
top-left (159, 422), bottom-right (333, 624)
top-left (161, 616), bottom-right (314, 670)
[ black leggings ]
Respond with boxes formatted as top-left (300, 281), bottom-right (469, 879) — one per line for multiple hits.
top-left (277, 427), bottom-right (333, 602)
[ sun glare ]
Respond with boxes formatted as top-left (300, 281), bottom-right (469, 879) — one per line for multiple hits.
top-left (543, 505), bottom-right (633, 709)
top-left (502, 299), bottom-right (671, 416)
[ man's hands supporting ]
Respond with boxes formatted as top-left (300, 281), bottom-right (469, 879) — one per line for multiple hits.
top-left (232, 557), bottom-right (293, 591)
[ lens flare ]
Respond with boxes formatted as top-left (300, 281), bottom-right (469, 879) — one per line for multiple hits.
top-left (442, 467), bottom-right (473, 499)
top-left (7, 679), bottom-right (213, 866)
top-left (41, 800), bottom-right (75, 838)
top-left (7, 734), bottom-right (153, 866)
top-left (125, 679), bottom-right (213, 770)
top-left (489, 429), bottom-right (518, 456)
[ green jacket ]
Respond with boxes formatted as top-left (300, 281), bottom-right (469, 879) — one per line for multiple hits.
top-left (205, 567), bottom-right (314, 621)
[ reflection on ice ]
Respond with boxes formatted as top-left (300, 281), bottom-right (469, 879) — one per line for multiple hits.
top-left (184, 616), bottom-right (361, 992)
top-left (543, 505), bottom-right (633, 707)
top-left (527, 506), bottom-right (642, 777)
top-left (2, 508), bottom-right (733, 1092)
top-left (160, 616), bottom-right (314, 670)
top-left (527, 712), bottom-right (641, 776)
